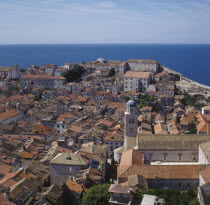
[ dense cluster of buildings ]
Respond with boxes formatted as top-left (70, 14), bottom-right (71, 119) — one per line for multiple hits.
top-left (0, 58), bottom-right (210, 204)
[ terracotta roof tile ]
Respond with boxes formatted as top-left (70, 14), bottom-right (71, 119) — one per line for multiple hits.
top-left (66, 180), bottom-right (88, 194)
top-left (0, 109), bottom-right (20, 121)
top-left (120, 149), bottom-right (144, 166)
top-left (118, 165), bottom-right (202, 179)
top-left (0, 163), bottom-right (12, 176)
top-left (124, 71), bottom-right (151, 78)
top-left (21, 74), bottom-right (65, 80)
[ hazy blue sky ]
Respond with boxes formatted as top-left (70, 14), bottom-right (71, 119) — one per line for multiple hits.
top-left (0, 0), bottom-right (210, 44)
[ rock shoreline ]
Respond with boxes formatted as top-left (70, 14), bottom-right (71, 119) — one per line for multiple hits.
top-left (162, 65), bottom-right (210, 96)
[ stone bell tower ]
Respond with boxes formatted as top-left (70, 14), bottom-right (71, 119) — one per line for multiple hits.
top-left (124, 100), bottom-right (139, 151)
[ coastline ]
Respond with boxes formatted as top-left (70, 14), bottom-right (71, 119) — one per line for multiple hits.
top-left (162, 65), bottom-right (210, 96)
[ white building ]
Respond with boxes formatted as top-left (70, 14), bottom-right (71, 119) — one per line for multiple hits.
top-left (104, 132), bottom-right (124, 158)
top-left (124, 71), bottom-right (152, 93)
top-left (45, 65), bottom-right (57, 75)
top-left (114, 100), bottom-right (210, 164)
top-left (0, 65), bottom-right (20, 79)
top-left (20, 75), bottom-right (66, 89)
top-left (63, 63), bottom-right (73, 69)
top-left (50, 153), bottom-right (87, 185)
top-left (127, 59), bottom-right (160, 73)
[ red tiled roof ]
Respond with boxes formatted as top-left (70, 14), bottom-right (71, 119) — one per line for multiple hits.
top-left (120, 149), bottom-right (144, 166)
top-left (19, 152), bottom-right (36, 159)
top-left (21, 75), bottom-right (65, 80)
top-left (200, 166), bottom-right (210, 183)
top-left (124, 71), bottom-right (151, 79)
top-left (0, 109), bottom-right (20, 121)
top-left (68, 125), bottom-right (82, 133)
top-left (118, 165), bottom-right (202, 179)
top-left (66, 180), bottom-right (88, 194)
top-left (0, 163), bottom-right (12, 176)
top-left (57, 113), bottom-right (74, 121)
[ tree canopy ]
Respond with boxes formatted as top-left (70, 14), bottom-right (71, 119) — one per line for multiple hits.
top-left (169, 73), bottom-right (181, 81)
top-left (181, 92), bottom-right (205, 110)
top-left (62, 64), bottom-right (86, 82)
top-left (187, 117), bottom-right (198, 134)
top-left (135, 189), bottom-right (199, 205)
top-left (82, 184), bottom-right (110, 205)
top-left (107, 68), bottom-right (116, 77)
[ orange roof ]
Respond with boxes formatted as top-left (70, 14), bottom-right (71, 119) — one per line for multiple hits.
top-left (180, 113), bottom-right (198, 126)
top-left (120, 149), bottom-right (144, 166)
top-left (56, 146), bottom-right (73, 153)
top-left (101, 119), bottom-right (114, 127)
top-left (21, 74), bottom-right (65, 80)
top-left (196, 113), bottom-right (209, 132)
top-left (200, 166), bottom-right (210, 183)
top-left (96, 90), bottom-right (109, 96)
top-left (104, 131), bottom-right (124, 142)
top-left (0, 163), bottom-right (12, 176)
top-left (57, 113), bottom-right (74, 121)
top-left (20, 152), bottom-right (36, 159)
top-left (18, 121), bottom-right (28, 125)
top-left (68, 125), bottom-right (83, 133)
top-left (66, 180), bottom-right (88, 194)
top-left (34, 125), bottom-right (56, 135)
top-left (0, 109), bottom-right (20, 121)
top-left (124, 71), bottom-right (151, 78)
top-left (0, 169), bottom-right (22, 187)
top-left (118, 165), bottom-right (202, 179)
top-left (154, 123), bottom-right (168, 134)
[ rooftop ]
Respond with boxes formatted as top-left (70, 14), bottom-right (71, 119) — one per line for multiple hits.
top-left (136, 134), bottom-right (210, 150)
top-left (0, 109), bottom-right (20, 121)
top-left (21, 74), bottom-right (65, 80)
top-left (127, 59), bottom-right (159, 64)
top-left (124, 71), bottom-right (151, 79)
top-left (118, 164), bottom-right (204, 179)
top-left (50, 153), bottom-right (86, 166)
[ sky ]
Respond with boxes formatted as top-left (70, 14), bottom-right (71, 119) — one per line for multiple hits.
top-left (0, 0), bottom-right (210, 44)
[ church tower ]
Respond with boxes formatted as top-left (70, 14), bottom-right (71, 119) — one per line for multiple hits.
top-left (124, 100), bottom-right (139, 151)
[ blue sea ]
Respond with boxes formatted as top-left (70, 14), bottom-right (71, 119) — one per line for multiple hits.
top-left (0, 44), bottom-right (210, 85)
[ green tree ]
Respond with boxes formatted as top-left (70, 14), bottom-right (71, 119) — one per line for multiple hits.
top-left (135, 189), bottom-right (199, 205)
top-left (82, 184), bottom-right (110, 205)
top-left (20, 69), bottom-right (26, 72)
top-left (169, 73), bottom-right (180, 81)
top-left (62, 64), bottom-right (86, 82)
top-left (174, 74), bottom-right (181, 81)
top-left (187, 117), bottom-right (198, 134)
top-left (107, 68), bottom-right (115, 77)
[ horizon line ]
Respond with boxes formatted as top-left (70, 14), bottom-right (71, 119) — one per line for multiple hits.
top-left (0, 43), bottom-right (210, 45)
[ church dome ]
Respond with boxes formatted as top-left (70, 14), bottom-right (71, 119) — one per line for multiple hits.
top-left (126, 100), bottom-right (136, 108)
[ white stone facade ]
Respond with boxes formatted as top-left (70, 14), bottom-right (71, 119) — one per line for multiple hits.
top-left (143, 150), bottom-right (198, 163)
top-left (198, 146), bottom-right (209, 164)
top-left (105, 141), bottom-right (124, 158)
top-left (0, 66), bottom-right (20, 79)
top-left (50, 163), bottom-right (82, 185)
top-left (124, 73), bottom-right (152, 93)
top-left (127, 59), bottom-right (160, 73)
top-left (20, 75), bottom-right (65, 89)
top-left (124, 100), bottom-right (139, 151)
